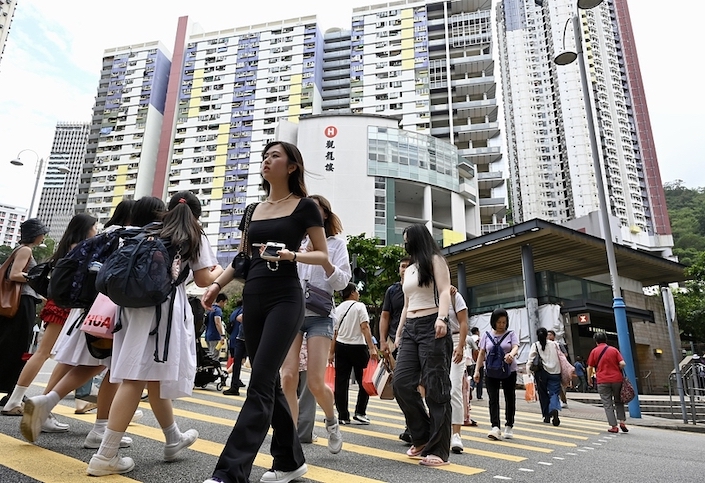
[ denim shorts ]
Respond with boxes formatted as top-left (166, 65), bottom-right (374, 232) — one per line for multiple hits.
top-left (300, 315), bottom-right (334, 340)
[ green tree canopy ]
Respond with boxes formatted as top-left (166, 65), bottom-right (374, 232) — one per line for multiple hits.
top-left (674, 251), bottom-right (705, 343)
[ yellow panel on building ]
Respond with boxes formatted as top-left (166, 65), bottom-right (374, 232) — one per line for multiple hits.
top-left (442, 229), bottom-right (467, 248)
top-left (401, 7), bottom-right (413, 20)
top-left (290, 74), bottom-right (302, 95)
top-left (188, 72), bottom-right (203, 118)
top-left (402, 59), bottom-right (415, 70)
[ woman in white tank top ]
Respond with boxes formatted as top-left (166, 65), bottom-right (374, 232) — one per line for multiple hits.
top-left (392, 224), bottom-right (453, 467)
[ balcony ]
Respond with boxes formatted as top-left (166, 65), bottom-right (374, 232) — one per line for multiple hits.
top-left (457, 146), bottom-right (501, 164)
top-left (477, 171), bottom-right (504, 189)
top-left (458, 182), bottom-right (477, 203)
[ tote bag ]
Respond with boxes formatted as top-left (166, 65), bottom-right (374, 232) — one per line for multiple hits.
top-left (0, 248), bottom-right (26, 318)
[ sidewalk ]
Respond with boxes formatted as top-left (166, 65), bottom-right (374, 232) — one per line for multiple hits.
top-left (469, 388), bottom-right (705, 434)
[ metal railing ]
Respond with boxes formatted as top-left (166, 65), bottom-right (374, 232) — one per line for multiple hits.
top-left (668, 364), bottom-right (705, 424)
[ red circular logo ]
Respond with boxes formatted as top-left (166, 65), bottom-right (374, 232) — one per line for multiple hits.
top-left (324, 126), bottom-right (338, 138)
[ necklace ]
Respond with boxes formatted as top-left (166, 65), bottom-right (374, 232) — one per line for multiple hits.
top-left (266, 192), bottom-right (293, 204)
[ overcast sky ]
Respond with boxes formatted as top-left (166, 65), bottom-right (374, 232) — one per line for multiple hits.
top-left (0, 0), bottom-right (702, 212)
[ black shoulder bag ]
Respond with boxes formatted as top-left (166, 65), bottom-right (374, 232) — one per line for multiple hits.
top-left (231, 202), bottom-right (258, 283)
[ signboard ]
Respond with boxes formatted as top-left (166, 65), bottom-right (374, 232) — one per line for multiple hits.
top-left (577, 313), bottom-right (591, 325)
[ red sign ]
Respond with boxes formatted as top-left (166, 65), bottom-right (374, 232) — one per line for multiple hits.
top-left (577, 313), bottom-right (591, 325)
top-left (324, 126), bottom-right (338, 138)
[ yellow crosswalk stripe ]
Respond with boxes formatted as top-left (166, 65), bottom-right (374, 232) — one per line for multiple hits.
top-left (0, 433), bottom-right (136, 483)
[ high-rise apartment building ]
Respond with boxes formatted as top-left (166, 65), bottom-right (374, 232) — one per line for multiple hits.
top-left (0, 0), bottom-right (17, 67)
top-left (0, 203), bottom-right (26, 246)
top-left (77, 41), bottom-right (172, 223)
top-left (161, 16), bottom-right (322, 263)
top-left (496, 0), bottom-right (672, 252)
top-left (36, 122), bottom-right (90, 242)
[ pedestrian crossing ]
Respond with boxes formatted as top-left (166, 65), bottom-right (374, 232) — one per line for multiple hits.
top-left (0, 382), bottom-right (616, 483)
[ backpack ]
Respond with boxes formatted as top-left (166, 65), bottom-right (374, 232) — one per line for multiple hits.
top-left (485, 331), bottom-right (512, 379)
top-left (49, 229), bottom-right (137, 308)
top-left (96, 232), bottom-right (190, 309)
top-left (95, 231), bottom-right (190, 363)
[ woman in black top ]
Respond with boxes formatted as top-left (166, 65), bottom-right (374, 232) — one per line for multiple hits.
top-left (202, 141), bottom-right (329, 483)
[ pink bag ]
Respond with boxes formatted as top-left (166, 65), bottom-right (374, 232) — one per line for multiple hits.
top-left (556, 344), bottom-right (576, 387)
top-left (80, 293), bottom-right (118, 339)
top-left (325, 364), bottom-right (335, 392)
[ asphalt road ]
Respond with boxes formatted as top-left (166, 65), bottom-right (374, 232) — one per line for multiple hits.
top-left (1, 365), bottom-right (704, 483)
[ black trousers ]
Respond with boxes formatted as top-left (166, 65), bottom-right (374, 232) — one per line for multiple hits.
top-left (485, 371), bottom-right (517, 428)
top-left (334, 341), bottom-right (370, 421)
top-left (212, 283), bottom-right (305, 483)
top-left (393, 313), bottom-right (452, 461)
top-left (0, 295), bottom-right (37, 393)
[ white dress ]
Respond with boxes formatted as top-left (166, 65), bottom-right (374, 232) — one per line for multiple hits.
top-left (53, 308), bottom-right (110, 367)
top-left (109, 235), bottom-right (218, 399)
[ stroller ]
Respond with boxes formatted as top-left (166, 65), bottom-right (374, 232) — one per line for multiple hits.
top-left (190, 296), bottom-right (228, 391)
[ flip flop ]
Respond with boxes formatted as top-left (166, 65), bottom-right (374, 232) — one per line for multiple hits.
top-left (419, 455), bottom-right (449, 467)
top-left (406, 444), bottom-right (426, 458)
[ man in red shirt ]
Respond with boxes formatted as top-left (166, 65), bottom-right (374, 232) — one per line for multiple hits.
top-left (586, 332), bottom-right (628, 433)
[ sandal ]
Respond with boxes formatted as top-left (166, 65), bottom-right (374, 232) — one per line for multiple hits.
top-left (419, 455), bottom-right (449, 467)
top-left (406, 444), bottom-right (426, 458)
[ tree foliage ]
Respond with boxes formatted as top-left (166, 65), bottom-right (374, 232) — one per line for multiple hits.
top-left (664, 181), bottom-right (705, 343)
top-left (346, 234), bottom-right (407, 334)
top-left (0, 237), bottom-right (56, 265)
top-left (673, 251), bottom-right (705, 343)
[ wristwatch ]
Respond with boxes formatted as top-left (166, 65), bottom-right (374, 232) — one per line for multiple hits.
top-left (437, 315), bottom-right (449, 324)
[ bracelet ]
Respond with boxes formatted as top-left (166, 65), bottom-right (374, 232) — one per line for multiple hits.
top-left (212, 281), bottom-right (222, 289)
top-left (293, 252), bottom-right (297, 262)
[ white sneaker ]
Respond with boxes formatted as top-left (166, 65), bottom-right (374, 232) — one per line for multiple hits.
top-left (20, 396), bottom-right (51, 442)
top-left (325, 418), bottom-right (343, 454)
top-left (87, 454), bottom-right (135, 476)
top-left (83, 430), bottom-right (133, 449)
top-left (164, 429), bottom-right (198, 461)
top-left (260, 463), bottom-right (308, 483)
top-left (488, 426), bottom-right (502, 441)
top-left (130, 409), bottom-right (144, 424)
top-left (451, 433), bottom-right (464, 453)
top-left (311, 433), bottom-right (318, 443)
top-left (503, 425), bottom-right (514, 439)
top-left (41, 413), bottom-right (69, 433)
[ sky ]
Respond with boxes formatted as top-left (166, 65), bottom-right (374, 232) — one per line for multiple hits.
top-left (0, 0), bottom-right (702, 213)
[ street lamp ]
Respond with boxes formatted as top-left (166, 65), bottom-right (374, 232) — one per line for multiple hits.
top-left (553, 0), bottom-right (642, 417)
top-left (10, 149), bottom-right (70, 219)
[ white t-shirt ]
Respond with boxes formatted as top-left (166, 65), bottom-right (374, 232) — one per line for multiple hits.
top-left (448, 292), bottom-right (468, 334)
top-left (334, 300), bottom-right (369, 345)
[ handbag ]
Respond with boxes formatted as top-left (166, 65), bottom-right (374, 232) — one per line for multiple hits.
top-left (0, 247), bottom-right (27, 318)
top-left (362, 358), bottom-right (378, 396)
top-left (373, 356), bottom-right (394, 400)
top-left (26, 261), bottom-right (53, 298)
top-left (305, 281), bottom-right (333, 316)
top-left (529, 342), bottom-right (543, 373)
top-left (620, 371), bottom-right (636, 403)
top-left (231, 202), bottom-right (258, 282)
top-left (556, 343), bottom-right (576, 387)
top-left (325, 363), bottom-right (335, 392)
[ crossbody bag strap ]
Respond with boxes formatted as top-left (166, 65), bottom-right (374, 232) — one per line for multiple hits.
top-left (337, 301), bottom-right (356, 330)
top-left (595, 345), bottom-right (610, 372)
top-left (241, 202), bottom-right (259, 257)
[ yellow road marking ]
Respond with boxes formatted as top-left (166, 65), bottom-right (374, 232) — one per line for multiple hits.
top-left (0, 433), bottom-right (136, 483)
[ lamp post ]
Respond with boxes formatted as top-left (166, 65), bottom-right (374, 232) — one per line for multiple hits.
top-left (10, 149), bottom-right (70, 219)
top-left (554, 0), bottom-right (641, 417)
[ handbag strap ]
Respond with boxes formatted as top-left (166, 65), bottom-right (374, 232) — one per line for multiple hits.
top-left (337, 301), bottom-right (357, 332)
top-left (595, 344), bottom-right (610, 371)
top-left (240, 202), bottom-right (259, 256)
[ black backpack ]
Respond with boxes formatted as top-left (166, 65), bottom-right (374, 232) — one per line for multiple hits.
top-left (96, 233), bottom-right (190, 309)
top-left (96, 231), bottom-right (190, 363)
top-left (485, 331), bottom-right (512, 379)
top-left (49, 229), bottom-right (138, 308)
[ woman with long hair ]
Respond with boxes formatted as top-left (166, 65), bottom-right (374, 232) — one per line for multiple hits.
top-left (0, 219), bottom-right (50, 411)
top-left (474, 308), bottom-right (519, 440)
top-left (2, 213), bottom-right (98, 421)
top-left (393, 223), bottom-right (453, 467)
top-left (84, 191), bottom-right (222, 476)
top-left (201, 141), bottom-right (329, 483)
top-left (528, 327), bottom-right (562, 425)
top-left (18, 199), bottom-right (167, 445)
top-left (279, 194), bottom-right (351, 452)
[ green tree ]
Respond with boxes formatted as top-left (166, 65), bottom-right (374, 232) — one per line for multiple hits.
top-left (346, 234), bottom-right (407, 336)
top-left (0, 245), bottom-right (12, 265)
top-left (664, 181), bottom-right (705, 266)
top-left (674, 251), bottom-right (705, 343)
top-left (32, 237), bottom-right (56, 263)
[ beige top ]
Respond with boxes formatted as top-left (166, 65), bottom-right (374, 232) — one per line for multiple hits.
top-left (402, 264), bottom-right (437, 313)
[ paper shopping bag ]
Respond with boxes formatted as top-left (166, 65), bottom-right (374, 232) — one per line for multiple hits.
top-left (325, 363), bottom-right (335, 392)
top-left (362, 359), bottom-right (378, 396)
top-left (373, 357), bottom-right (394, 400)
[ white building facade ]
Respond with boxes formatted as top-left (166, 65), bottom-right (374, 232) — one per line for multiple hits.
top-left (0, 203), bottom-right (26, 247)
top-left (0, 0), bottom-right (16, 67)
top-left (282, 113), bottom-right (479, 245)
